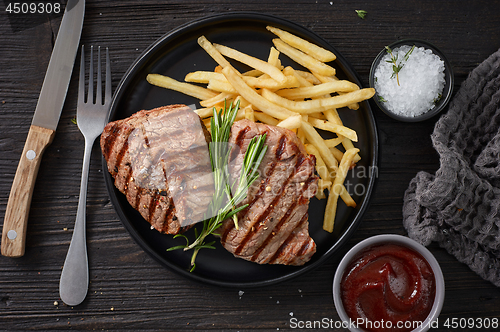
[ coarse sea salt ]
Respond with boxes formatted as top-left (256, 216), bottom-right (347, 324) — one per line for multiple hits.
top-left (374, 45), bottom-right (445, 117)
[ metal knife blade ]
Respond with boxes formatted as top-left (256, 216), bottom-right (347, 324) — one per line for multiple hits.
top-left (1, 0), bottom-right (85, 257)
top-left (32, 0), bottom-right (85, 130)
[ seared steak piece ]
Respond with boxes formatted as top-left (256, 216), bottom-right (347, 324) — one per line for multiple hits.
top-left (100, 104), bottom-right (213, 234)
top-left (220, 120), bottom-right (318, 265)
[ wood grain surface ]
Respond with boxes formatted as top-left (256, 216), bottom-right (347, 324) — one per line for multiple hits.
top-left (1, 0), bottom-right (499, 331)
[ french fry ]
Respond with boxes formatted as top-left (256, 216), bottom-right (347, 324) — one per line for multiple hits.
top-left (316, 188), bottom-right (327, 200)
top-left (198, 36), bottom-right (233, 69)
top-left (323, 110), bottom-right (361, 163)
top-left (244, 75), bottom-right (300, 90)
top-left (254, 111), bottom-right (279, 126)
top-left (307, 117), bottom-right (358, 142)
top-left (221, 66), bottom-right (295, 120)
top-left (297, 127), bottom-right (306, 144)
top-left (323, 148), bottom-right (359, 232)
top-left (233, 95), bottom-right (251, 108)
top-left (340, 186), bottom-right (356, 208)
top-left (330, 146), bottom-right (344, 163)
top-left (261, 87), bottom-right (375, 114)
top-left (305, 144), bottom-right (331, 182)
top-left (342, 137), bottom-right (361, 164)
top-left (294, 70), bottom-right (323, 85)
top-left (277, 114), bottom-right (302, 130)
top-left (194, 107), bottom-right (216, 119)
top-left (202, 117), bottom-right (211, 131)
top-left (244, 105), bottom-right (255, 122)
top-left (308, 111), bottom-right (326, 119)
top-left (283, 66), bottom-right (314, 87)
top-left (146, 74), bottom-right (218, 100)
top-left (324, 136), bottom-right (344, 148)
top-left (214, 43), bottom-right (287, 84)
top-left (208, 74), bottom-right (300, 92)
top-left (323, 108), bottom-right (343, 125)
top-left (267, 46), bottom-right (281, 68)
top-left (272, 39), bottom-right (336, 76)
top-left (185, 71), bottom-right (224, 84)
top-left (301, 120), bottom-right (338, 173)
top-left (207, 78), bottom-right (237, 93)
top-left (243, 69), bottom-right (263, 77)
top-left (199, 92), bottom-right (236, 108)
top-left (266, 26), bottom-right (336, 62)
top-left (314, 72), bottom-right (360, 110)
top-left (276, 81), bottom-right (359, 100)
top-left (298, 115), bottom-right (308, 144)
top-left (316, 179), bottom-right (332, 200)
top-left (235, 107), bottom-right (246, 121)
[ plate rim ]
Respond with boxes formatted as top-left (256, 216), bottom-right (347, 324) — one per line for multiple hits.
top-left (103, 11), bottom-right (379, 288)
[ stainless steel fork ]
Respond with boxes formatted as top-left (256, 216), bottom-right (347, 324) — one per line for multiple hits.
top-left (60, 46), bottom-right (111, 306)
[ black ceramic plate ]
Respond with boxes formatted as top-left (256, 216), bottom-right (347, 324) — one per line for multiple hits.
top-left (104, 12), bottom-right (378, 287)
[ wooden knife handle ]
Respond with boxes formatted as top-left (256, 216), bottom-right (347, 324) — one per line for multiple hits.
top-left (1, 125), bottom-right (55, 257)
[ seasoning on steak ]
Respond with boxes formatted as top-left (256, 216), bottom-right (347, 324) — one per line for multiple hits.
top-left (220, 120), bottom-right (318, 266)
top-left (100, 104), bottom-right (214, 234)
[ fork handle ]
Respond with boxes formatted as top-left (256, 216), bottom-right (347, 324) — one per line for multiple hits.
top-left (1, 125), bottom-right (55, 257)
top-left (59, 137), bottom-right (93, 306)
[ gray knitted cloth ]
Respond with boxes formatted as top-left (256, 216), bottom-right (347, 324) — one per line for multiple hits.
top-left (403, 48), bottom-right (500, 287)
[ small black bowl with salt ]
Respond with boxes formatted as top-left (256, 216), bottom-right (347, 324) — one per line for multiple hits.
top-left (369, 39), bottom-right (454, 122)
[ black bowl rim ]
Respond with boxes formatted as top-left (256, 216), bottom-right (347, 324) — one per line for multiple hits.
top-left (369, 39), bottom-right (454, 122)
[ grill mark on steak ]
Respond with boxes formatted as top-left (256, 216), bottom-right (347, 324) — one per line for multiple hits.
top-left (268, 212), bottom-right (309, 264)
top-left (102, 122), bottom-right (119, 160)
top-left (230, 125), bottom-right (250, 161)
top-left (250, 200), bottom-right (298, 261)
top-left (234, 152), bottom-right (306, 255)
top-left (114, 128), bottom-right (132, 175)
top-left (235, 126), bottom-right (250, 148)
top-left (275, 135), bottom-right (287, 159)
top-left (249, 176), bottom-right (314, 262)
top-left (220, 160), bottom-right (278, 244)
top-left (297, 236), bottom-right (313, 257)
top-left (101, 104), bottom-right (213, 235)
top-left (220, 120), bottom-right (318, 266)
top-left (148, 191), bottom-right (159, 223)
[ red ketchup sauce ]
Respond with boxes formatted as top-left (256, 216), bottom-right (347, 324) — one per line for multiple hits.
top-left (340, 243), bottom-right (436, 332)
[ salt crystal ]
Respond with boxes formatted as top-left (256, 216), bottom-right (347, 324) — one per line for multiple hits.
top-left (374, 45), bottom-right (445, 117)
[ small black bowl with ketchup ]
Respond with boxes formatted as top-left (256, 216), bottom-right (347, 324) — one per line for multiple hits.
top-left (333, 234), bottom-right (445, 332)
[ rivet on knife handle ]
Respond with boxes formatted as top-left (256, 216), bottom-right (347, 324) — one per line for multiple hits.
top-left (1, 125), bottom-right (55, 257)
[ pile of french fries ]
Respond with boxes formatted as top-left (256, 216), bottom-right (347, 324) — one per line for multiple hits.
top-left (146, 26), bottom-right (375, 233)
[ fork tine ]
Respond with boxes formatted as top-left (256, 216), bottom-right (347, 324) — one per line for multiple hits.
top-left (78, 45), bottom-right (85, 107)
top-left (96, 46), bottom-right (102, 105)
top-left (88, 45), bottom-right (94, 104)
top-left (105, 47), bottom-right (111, 105)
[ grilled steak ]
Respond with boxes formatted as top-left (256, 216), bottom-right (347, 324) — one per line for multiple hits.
top-left (220, 120), bottom-right (318, 265)
top-left (100, 104), bottom-right (213, 234)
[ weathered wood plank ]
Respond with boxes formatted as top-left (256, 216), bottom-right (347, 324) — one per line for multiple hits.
top-left (1, 0), bottom-right (500, 330)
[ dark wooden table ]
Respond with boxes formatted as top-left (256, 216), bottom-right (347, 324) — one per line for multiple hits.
top-left (1, 0), bottom-right (499, 330)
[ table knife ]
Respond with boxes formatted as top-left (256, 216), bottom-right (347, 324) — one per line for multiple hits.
top-left (1, 0), bottom-right (85, 257)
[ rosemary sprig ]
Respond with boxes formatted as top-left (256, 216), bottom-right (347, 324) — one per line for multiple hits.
top-left (167, 100), bottom-right (267, 272)
top-left (385, 44), bottom-right (415, 86)
top-left (378, 95), bottom-right (387, 103)
top-left (355, 10), bottom-right (368, 19)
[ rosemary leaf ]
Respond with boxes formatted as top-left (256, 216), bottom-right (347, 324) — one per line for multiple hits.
top-left (355, 10), bottom-right (368, 19)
